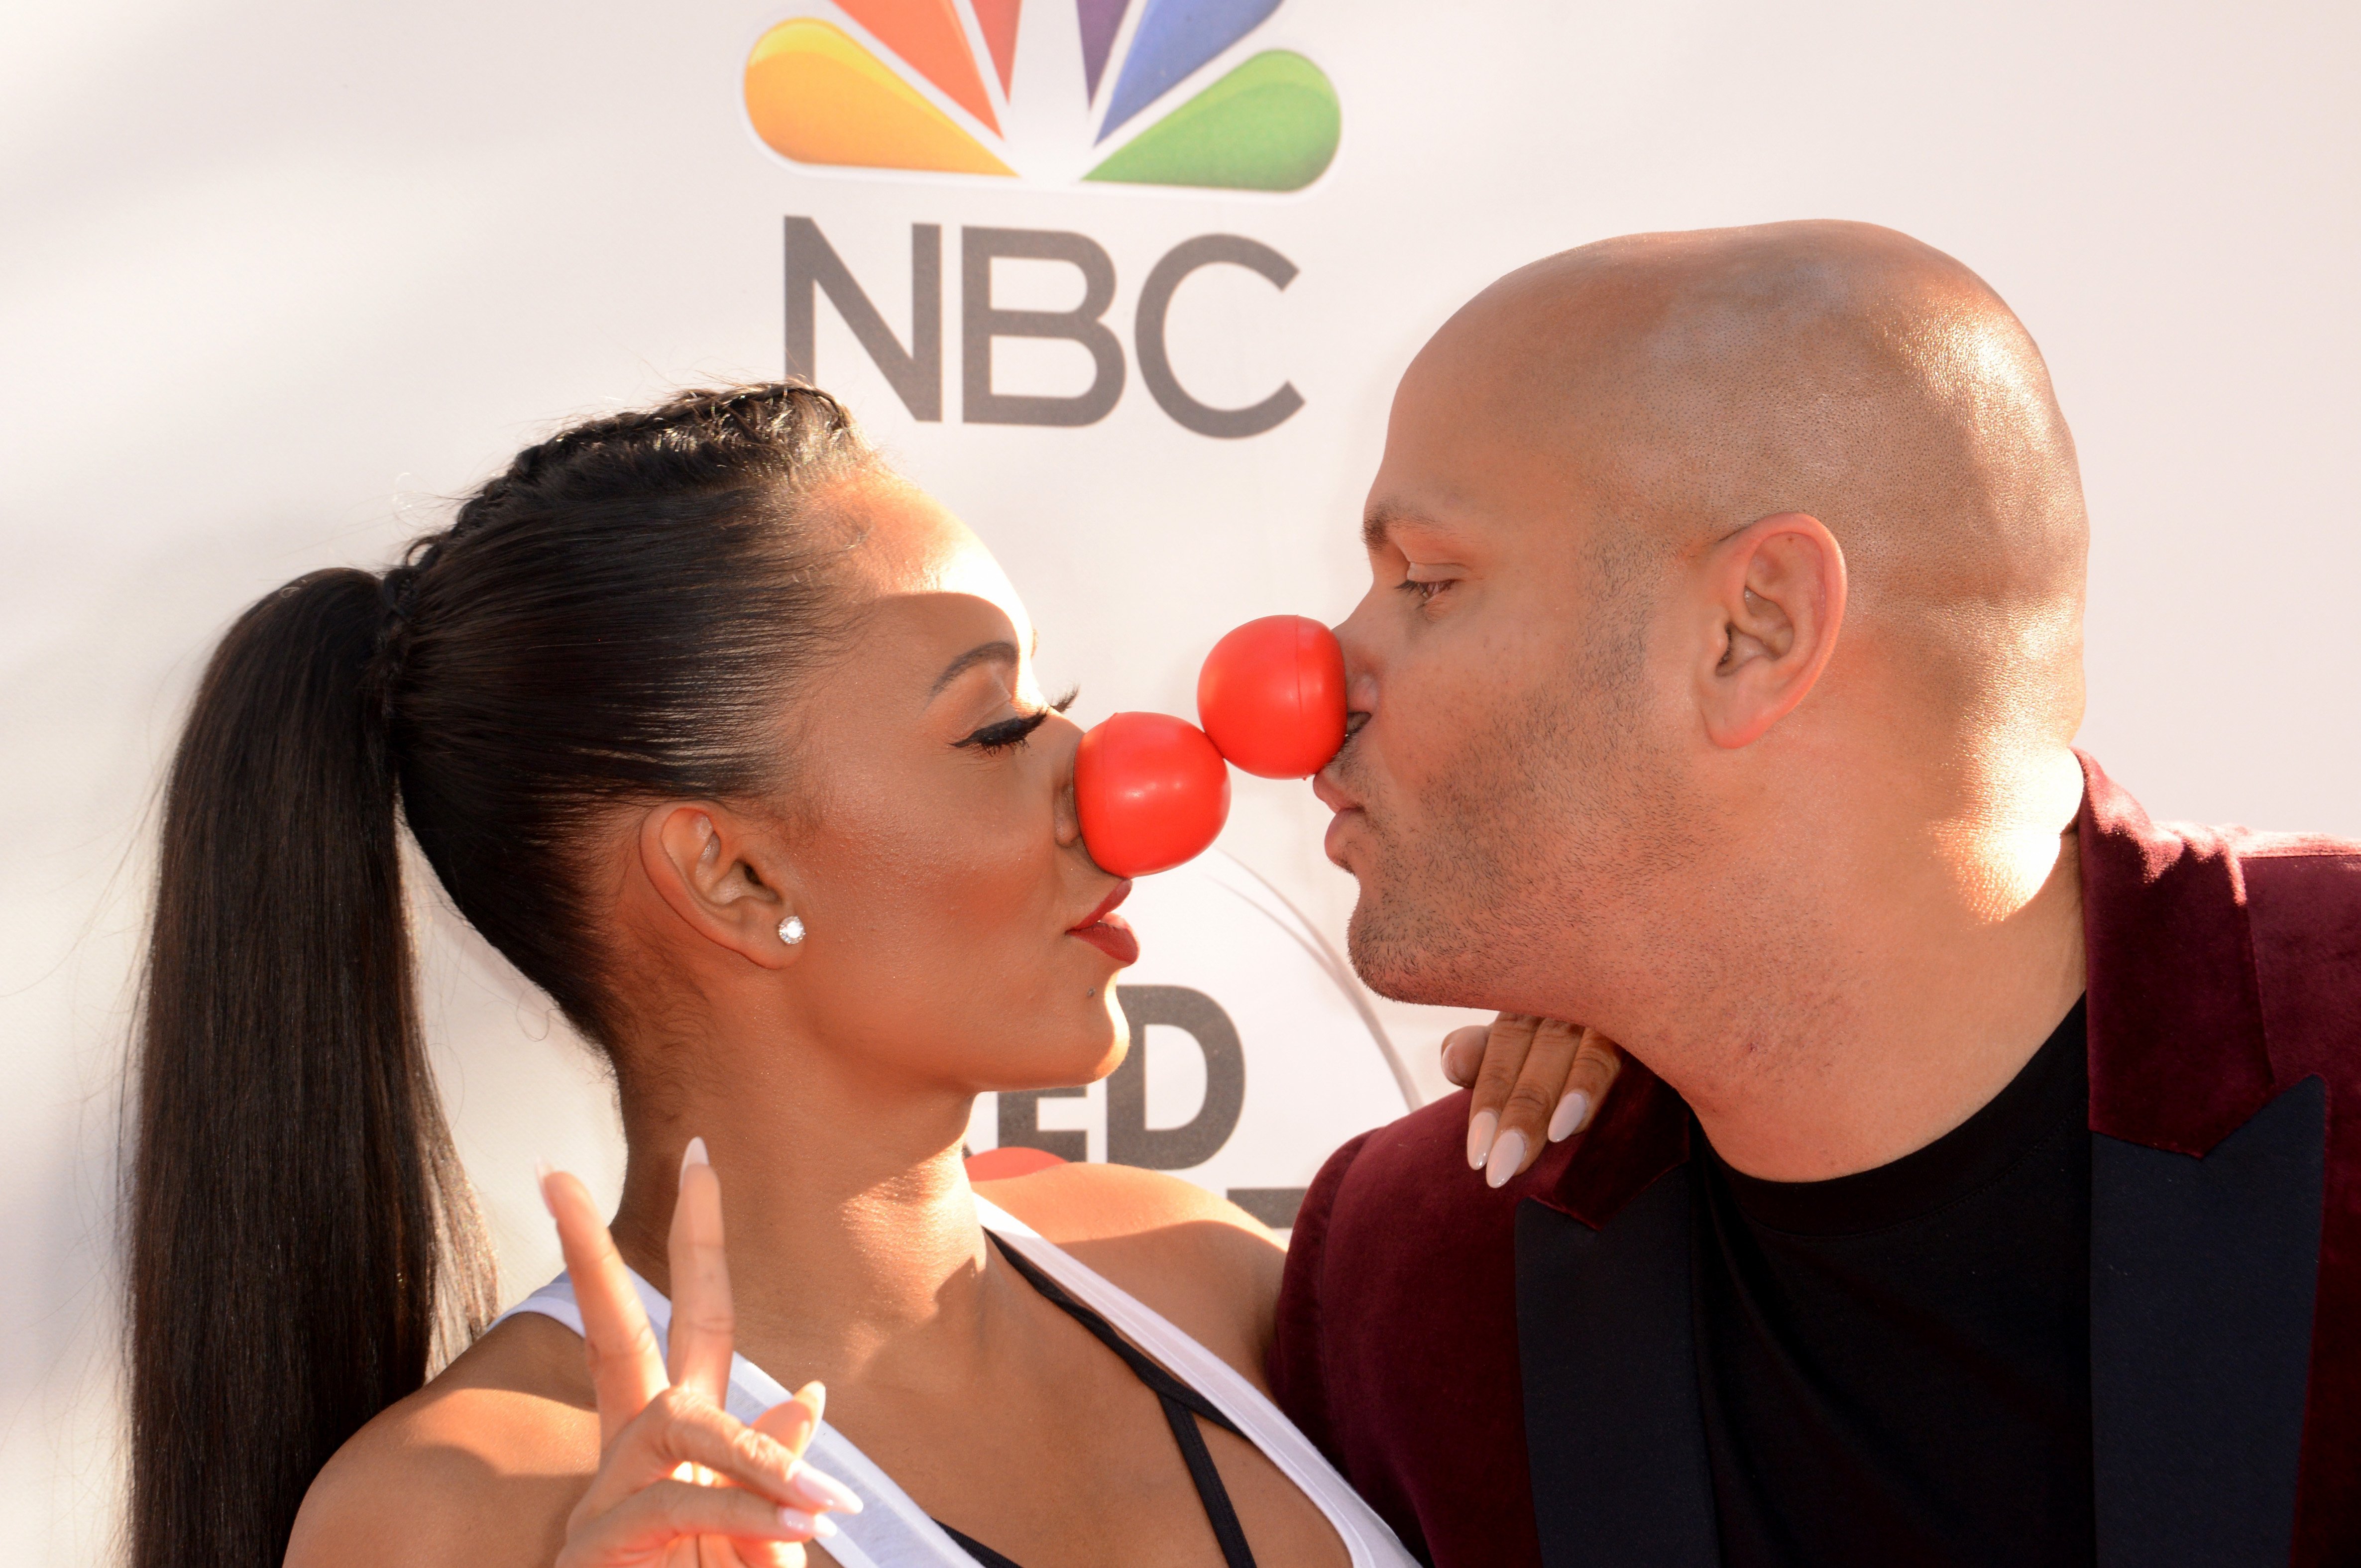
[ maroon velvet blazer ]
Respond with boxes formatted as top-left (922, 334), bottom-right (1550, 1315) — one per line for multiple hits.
top-left (1270, 755), bottom-right (2358, 1567)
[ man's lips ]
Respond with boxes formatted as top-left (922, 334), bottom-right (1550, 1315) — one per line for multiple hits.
top-left (1322, 806), bottom-right (1364, 871)
top-left (1067, 880), bottom-right (1139, 966)
top-left (1313, 768), bottom-right (1367, 871)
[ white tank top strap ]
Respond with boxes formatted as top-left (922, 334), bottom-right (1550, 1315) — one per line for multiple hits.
top-left (495, 1273), bottom-right (973, 1568)
top-left (493, 1193), bottom-right (1419, 1568)
top-left (969, 1198), bottom-right (1417, 1567)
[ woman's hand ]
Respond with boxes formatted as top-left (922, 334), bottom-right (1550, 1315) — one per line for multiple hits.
top-left (1442, 1016), bottom-right (1625, 1188)
top-left (540, 1142), bottom-right (862, 1567)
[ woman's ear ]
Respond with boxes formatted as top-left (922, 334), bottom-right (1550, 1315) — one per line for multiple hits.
top-left (1692, 512), bottom-right (1847, 750)
top-left (637, 803), bottom-right (803, 970)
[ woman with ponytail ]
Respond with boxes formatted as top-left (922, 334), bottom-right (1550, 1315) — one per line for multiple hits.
top-left (132, 564), bottom-right (499, 1568)
top-left (130, 384), bottom-right (1595, 1568)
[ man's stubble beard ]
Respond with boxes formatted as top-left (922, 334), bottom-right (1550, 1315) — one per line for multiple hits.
top-left (1342, 613), bottom-right (1695, 1013)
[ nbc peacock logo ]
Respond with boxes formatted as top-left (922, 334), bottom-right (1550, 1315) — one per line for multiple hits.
top-left (744, 0), bottom-right (1342, 193)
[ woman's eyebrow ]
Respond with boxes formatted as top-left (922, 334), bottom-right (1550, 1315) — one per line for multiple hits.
top-left (929, 640), bottom-right (1020, 697)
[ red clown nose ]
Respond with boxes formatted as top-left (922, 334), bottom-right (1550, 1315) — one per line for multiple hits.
top-left (1196, 615), bottom-right (1348, 779)
top-left (1074, 712), bottom-right (1232, 878)
top-left (1073, 616), bottom-right (1348, 878)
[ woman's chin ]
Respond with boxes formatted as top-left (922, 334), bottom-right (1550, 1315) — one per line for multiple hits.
top-left (1069, 1014), bottom-right (1131, 1087)
top-left (1065, 957), bottom-right (1132, 1051)
top-left (990, 1005), bottom-right (1128, 1096)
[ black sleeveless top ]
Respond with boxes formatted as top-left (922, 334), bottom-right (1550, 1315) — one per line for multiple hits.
top-left (932, 1235), bottom-right (1259, 1568)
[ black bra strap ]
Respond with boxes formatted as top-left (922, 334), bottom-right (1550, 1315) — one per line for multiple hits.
top-left (988, 1232), bottom-right (1245, 1439)
top-left (935, 1520), bottom-right (1027, 1568)
top-left (986, 1232), bottom-right (1259, 1568)
top-left (1155, 1381), bottom-right (1260, 1568)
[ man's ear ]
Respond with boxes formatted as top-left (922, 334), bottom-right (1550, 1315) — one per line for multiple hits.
top-left (1692, 512), bottom-right (1847, 750)
top-left (637, 803), bottom-right (802, 970)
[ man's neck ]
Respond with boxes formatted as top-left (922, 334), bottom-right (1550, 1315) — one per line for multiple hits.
top-left (1640, 751), bottom-right (2090, 1183)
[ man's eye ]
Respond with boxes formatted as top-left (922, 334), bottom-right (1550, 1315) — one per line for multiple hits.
top-left (1397, 577), bottom-right (1452, 604)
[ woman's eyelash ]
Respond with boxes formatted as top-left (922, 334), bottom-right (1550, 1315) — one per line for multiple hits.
top-left (953, 689), bottom-right (1080, 753)
top-left (956, 711), bottom-right (1050, 753)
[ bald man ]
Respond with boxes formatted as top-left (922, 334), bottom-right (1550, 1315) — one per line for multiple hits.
top-left (1269, 223), bottom-right (2359, 1568)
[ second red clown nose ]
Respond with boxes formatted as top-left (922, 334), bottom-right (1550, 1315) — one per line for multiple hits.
top-left (1074, 616), bottom-right (1349, 878)
top-left (1197, 615), bottom-right (1349, 780)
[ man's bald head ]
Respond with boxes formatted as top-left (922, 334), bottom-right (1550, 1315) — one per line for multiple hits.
top-left (1400, 220), bottom-right (2088, 740)
top-left (1327, 221), bottom-right (2094, 1020)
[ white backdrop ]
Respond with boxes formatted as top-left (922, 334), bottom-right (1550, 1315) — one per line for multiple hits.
top-left (5, 0), bottom-right (2359, 1556)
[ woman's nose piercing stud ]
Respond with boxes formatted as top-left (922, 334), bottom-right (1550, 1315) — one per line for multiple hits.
top-left (779, 915), bottom-right (806, 945)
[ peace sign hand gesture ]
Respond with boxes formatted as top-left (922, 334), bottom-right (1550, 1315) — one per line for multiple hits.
top-left (539, 1140), bottom-right (863, 1568)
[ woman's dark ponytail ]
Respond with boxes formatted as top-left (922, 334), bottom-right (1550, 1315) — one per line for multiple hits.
top-left (128, 383), bottom-right (871, 1567)
top-left (129, 568), bottom-right (494, 1568)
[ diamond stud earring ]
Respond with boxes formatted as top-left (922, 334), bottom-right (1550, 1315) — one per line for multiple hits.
top-left (778, 914), bottom-right (805, 946)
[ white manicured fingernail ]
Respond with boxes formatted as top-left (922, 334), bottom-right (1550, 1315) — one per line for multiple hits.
top-left (1485, 1129), bottom-right (1527, 1189)
top-left (681, 1136), bottom-right (708, 1174)
top-left (778, 1506), bottom-right (837, 1538)
top-left (788, 1461), bottom-right (863, 1514)
top-left (1549, 1092), bottom-right (1590, 1142)
top-left (1441, 1030), bottom-right (1478, 1087)
top-left (534, 1160), bottom-right (555, 1215)
top-left (1466, 1110), bottom-right (1498, 1171)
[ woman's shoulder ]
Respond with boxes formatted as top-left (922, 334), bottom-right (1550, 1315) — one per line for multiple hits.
top-left (284, 1311), bottom-right (598, 1568)
top-left (974, 1163), bottom-right (1287, 1389)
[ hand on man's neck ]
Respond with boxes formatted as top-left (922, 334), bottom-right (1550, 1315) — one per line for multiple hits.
top-left (1658, 744), bottom-right (2090, 1183)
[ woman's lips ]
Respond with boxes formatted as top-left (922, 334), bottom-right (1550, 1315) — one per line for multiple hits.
top-left (1069, 911), bottom-right (1139, 966)
top-left (1068, 880), bottom-right (1138, 966)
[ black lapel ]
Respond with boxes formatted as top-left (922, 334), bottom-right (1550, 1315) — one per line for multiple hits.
top-left (2091, 1075), bottom-right (2327, 1568)
top-left (1517, 1165), bottom-right (1718, 1568)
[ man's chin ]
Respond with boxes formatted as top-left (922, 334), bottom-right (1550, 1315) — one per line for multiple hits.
top-left (1344, 898), bottom-right (1495, 1008)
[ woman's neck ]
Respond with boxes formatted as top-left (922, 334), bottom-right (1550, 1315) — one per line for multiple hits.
top-left (606, 1050), bottom-right (1004, 1399)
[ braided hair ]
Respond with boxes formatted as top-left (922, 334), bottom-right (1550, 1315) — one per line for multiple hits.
top-left (129, 383), bottom-right (875, 1568)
